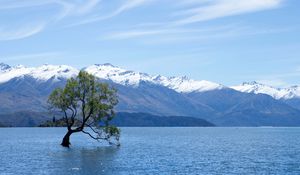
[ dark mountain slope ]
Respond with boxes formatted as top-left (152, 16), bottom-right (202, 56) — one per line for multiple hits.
top-left (114, 81), bottom-right (215, 117)
top-left (185, 89), bottom-right (300, 126)
top-left (0, 77), bottom-right (300, 126)
top-left (111, 112), bottom-right (214, 127)
top-left (1, 111), bottom-right (214, 127)
top-left (0, 111), bottom-right (52, 127)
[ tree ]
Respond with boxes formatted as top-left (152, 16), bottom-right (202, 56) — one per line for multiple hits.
top-left (48, 71), bottom-right (120, 147)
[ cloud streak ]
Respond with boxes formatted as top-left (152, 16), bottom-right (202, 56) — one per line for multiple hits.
top-left (173, 0), bottom-right (283, 25)
top-left (76, 0), bottom-right (102, 15)
top-left (100, 0), bottom-right (285, 44)
top-left (0, 0), bottom-right (104, 40)
top-left (104, 28), bottom-right (196, 40)
top-left (0, 23), bottom-right (46, 41)
top-left (103, 23), bottom-right (291, 43)
top-left (0, 0), bottom-right (285, 41)
top-left (68, 0), bottom-right (151, 26)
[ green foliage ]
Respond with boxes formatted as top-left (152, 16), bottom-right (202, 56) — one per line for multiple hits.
top-left (104, 125), bottom-right (120, 138)
top-left (48, 71), bottom-right (120, 145)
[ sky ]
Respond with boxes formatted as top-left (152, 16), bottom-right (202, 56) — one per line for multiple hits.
top-left (0, 0), bottom-right (299, 87)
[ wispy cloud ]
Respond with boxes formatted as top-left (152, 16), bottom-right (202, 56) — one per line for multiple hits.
top-left (76, 0), bottom-right (102, 15)
top-left (104, 28), bottom-right (200, 40)
top-left (55, 0), bottom-right (102, 20)
top-left (103, 23), bottom-right (291, 43)
top-left (173, 0), bottom-right (283, 25)
top-left (0, 0), bottom-right (286, 41)
top-left (0, 23), bottom-right (46, 41)
top-left (68, 0), bottom-right (151, 26)
top-left (100, 0), bottom-right (286, 43)
top-left (0, 0), bottom-right (103, 40)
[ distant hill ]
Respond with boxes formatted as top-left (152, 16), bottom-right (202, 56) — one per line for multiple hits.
top-left (0, 111), bottom-right (52, 127)
top-left (111, 112), bottom-right (214, 127)
top-left (38, 112), bottom-right (214, 127)
top-left (0, 122), bottom-right (6, 127)
top-left (187, 89), bottom-right (300, 126)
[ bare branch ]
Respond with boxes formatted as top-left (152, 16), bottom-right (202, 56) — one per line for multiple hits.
top-left (86, 123), bottom-right (100, 135)
top-left (82, 130), bottom-right (105, 141)
top-left (63, 110), bottom-right (71, 130)
top-left (67, 106), bottom-right (76, 126)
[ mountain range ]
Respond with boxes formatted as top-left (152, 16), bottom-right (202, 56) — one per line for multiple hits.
top-left (0, 62), bottom-right (300, 126)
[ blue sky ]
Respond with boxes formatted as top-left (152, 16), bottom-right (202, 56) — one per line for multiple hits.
top-left (0, 0), bottom-right (299, 87)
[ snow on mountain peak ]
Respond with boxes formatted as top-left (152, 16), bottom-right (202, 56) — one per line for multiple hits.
top-left (0, 63), bottom-right (225, 93)
top-left (231, 81), bottom-right (300, 99)
top-left (84, 63), bottom-right (224, 92)
top-left (0, 63), bottom-right (11, 71)
top-left (100, 63), bottom-right (118, 67)
top-left (30, 64), bottom-right (79, 81)
top-left (0, 64), bottom-right (79, 83)
top-left (156, 76), bottom-right (224, 93)
top-left (84, 64), bottom-right (153, 86)
top-left (0, 64), bottom-right (30, 83)
top-left (242, 81), bottom-right (261, 86)
top-left (282, 86), bottom-right (300, 99)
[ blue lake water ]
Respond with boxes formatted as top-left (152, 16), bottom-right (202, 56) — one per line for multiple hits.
top-left (0, 127), bottom-right (300, 175)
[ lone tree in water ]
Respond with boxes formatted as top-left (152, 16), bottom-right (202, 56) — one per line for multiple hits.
top-left (48, 71), bottom-right (120, 147)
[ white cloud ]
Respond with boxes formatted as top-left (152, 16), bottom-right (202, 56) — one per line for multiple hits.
top-left (0, 0), bottom-right (286, 41)
top-left (76, 0), bottom-right (102, 15)
top-left (55, 0), bottom-right (102, 20)
top-left (101, 0), bottom-right (286, 43)
top-left (68, 0), bottom-right (151, 26)
top-left (104, 28), bottom-right (203, 40)
top-left (0, 0), bottom-right (104, 39)
top-left (103, 23), bottom-right (291, 43)
top-left (174, 0), bottom-right (283, 25)
top-left (0, 23), bottom-right (46, 41)
top-left (105, 30), bottom-right (165, 39)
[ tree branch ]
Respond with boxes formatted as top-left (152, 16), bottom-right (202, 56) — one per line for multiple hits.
top-left (82, 130), bottom-right (105, 140)
top-left (85, 123), bottom-right (100, 135)
top-left (82, 126), bottom-right (120, 146)
top-left (67, 106), bottom-right (76, 126)
top-left (63, 110), bottom-right (71, 130)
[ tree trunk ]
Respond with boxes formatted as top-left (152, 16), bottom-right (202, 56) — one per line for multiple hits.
top-left (61, 130), bottom-right (73, 147)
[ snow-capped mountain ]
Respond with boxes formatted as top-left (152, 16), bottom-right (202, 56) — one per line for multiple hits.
top-left (153, 75), bottom-right (224, 93)
top-left (0, 63), bottom-right (11, 71)
top-left (231, 81), bottom-right (300, 100)
top-left (84, 63), bottom-right (224, 93)
top-left (0, 63), bottom-right (223, 93)
top-left (0, 64), bottom-right (79, 83)
top-left (1, 63), bottom-right (299, 98)
top-left (83, 63), bottom-right (154, 87)
top-left (1, 63), bottom-right (300, 127)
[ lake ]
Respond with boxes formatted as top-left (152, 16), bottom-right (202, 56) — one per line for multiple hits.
top-left (0, 127), bottom-right (300, 174)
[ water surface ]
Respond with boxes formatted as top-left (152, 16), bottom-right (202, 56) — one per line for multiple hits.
top-left (0, 127), bottom-right (299, 174)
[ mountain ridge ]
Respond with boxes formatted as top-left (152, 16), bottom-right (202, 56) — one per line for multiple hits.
top-left (231, 81), bottom-right (300, 100)
top-left (1, 62), bottom-right (300, 126)
top-left (1, 63), bottom-right (299, 98)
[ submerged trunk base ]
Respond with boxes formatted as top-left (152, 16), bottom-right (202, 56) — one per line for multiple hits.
top-left (61, 131), bottom-right (72, 147)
